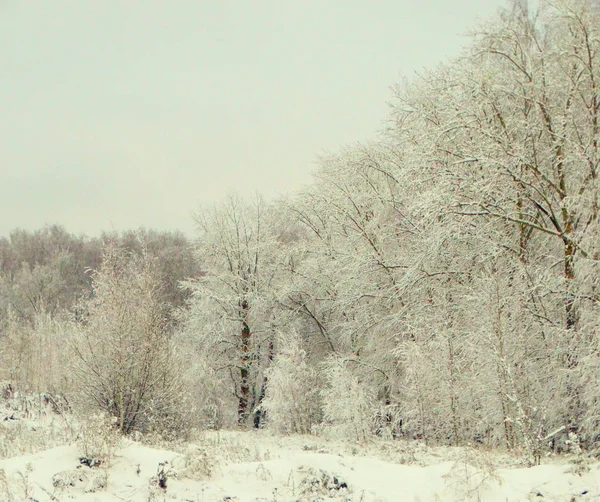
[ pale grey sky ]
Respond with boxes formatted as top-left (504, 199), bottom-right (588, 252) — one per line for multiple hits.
top-left (0, 0), bottom-right (507, 237)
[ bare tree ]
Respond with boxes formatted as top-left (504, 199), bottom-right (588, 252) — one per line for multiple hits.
top-left (72, 245), bottom-right (183, 435)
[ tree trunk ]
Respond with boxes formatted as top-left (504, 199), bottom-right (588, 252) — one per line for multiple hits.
top-left (564, 238), bottom-right (576, 333)
top-left (238, 300), bottom-right (251, 425)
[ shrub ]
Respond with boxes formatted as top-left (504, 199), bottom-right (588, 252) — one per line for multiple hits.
top-left (72, 245), bottom-right (184, 436)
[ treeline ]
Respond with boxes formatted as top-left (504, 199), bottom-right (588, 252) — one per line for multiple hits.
top-left (1, 0), bottom-right (599, 461)
top-left (182, 0), bottom-right (600, 461)
top-left (0, 225), bottom-right (199, 324)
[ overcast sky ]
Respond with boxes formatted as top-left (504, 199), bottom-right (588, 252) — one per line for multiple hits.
top-left (0, 0), bottom-right (507, 237)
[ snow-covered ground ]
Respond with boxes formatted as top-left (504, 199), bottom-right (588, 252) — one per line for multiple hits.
top-left (1, 396), bottom-right (599, 501)
top-left (2, 430), bottom-right (600, 501)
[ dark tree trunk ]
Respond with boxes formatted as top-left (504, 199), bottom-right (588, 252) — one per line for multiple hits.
top-left (238, 300), bottom-right (251, 425)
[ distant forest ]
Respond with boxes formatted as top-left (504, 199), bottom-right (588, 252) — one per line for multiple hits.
top-left (0, 225), bottom-right (201, 322)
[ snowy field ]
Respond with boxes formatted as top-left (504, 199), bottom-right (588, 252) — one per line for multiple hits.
top-left (1, 396), bottom-right (599, 502)
top-left (2, 430), bottom-right (600, 501)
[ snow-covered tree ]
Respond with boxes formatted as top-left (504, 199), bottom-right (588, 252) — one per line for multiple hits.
top-left (184, 194), bottom-right (281, 427)
top-left (261, 330), bottom-right (322, 434)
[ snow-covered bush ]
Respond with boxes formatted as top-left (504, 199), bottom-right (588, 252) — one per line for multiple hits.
top-left (180, 444), bottom-right (213, 480)
top-left (319, 357), bottom-right (376, 442)
top-left (444, 448), bottom-right (502, 501)
top-left (0, 311), bottom-right (74, 396)
top-left (77, 413), bottom-right (121, 468)
top-left (296, 466), bottom-right (350, 498)
top-left (261, 332), bottom-right (322, 434)
top-left (0, 387), bottom-right (77, 458)
top-left (72, 245), bottom-right (185, 436)
top-left (174, 326), bottom-right (239, 430)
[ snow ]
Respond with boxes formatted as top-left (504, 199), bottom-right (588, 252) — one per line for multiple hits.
top-left (2, 429), bottom-right (600, 501)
